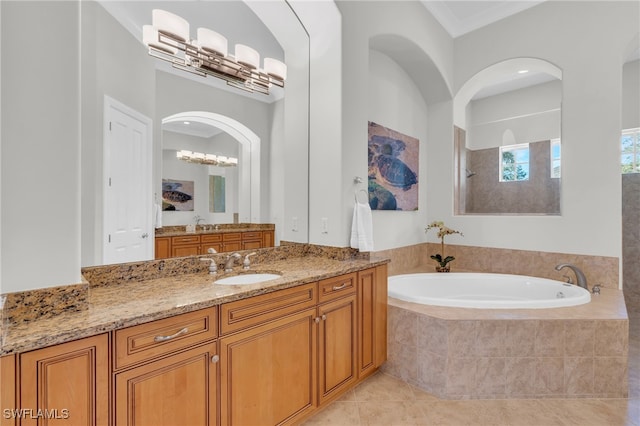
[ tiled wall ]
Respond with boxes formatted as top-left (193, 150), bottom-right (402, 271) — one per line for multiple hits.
top-left (623, 173), bottom-right (640, 316)
top-left (465, 141), bottom-right (561, 214)
top-left (375, 243), bottom-right (620, 289)
top-left (384, 305), bottom-right (628, 399)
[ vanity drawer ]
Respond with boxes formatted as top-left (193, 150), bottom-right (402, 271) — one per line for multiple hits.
top-left (318, 272), bottom-right (357, 303)
top-left (171, 235), bottom-right (201, 245)
top-left (114, 307), bottom-right (217, 370)
top-left (223, 232), bottom-right (242, 242)
top-left (242, 231), bottom-right (262, 241)
top-left (201, 233), bottom-right (222, 243)
top-left (220, 283), bottom-right (317, 335)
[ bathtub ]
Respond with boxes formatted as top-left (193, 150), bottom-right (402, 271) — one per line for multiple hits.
top-left (388, 272), bottom-right (591, 309)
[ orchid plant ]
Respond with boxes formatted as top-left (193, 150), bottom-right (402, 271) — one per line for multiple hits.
top-left (425, 221), bottom-right (463, 271)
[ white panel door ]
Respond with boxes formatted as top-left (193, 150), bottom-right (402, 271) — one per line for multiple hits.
top-left (104, 97), bottom-right (152, 264)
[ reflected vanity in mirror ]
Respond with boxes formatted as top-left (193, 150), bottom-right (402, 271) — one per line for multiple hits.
top-left (156, 118), bottom-right (275, 259)
top-left (454, 59), bottom-right (562, 215)
top-left (79, 1), bottom-right (309, 266)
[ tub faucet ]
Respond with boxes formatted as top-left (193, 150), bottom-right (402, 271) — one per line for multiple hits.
top-left (224, 253), bottom-right (241, 272)
top-left (555, 263), bottom-right (588, 291)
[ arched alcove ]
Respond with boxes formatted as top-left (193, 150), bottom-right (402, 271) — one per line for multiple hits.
top-left (162, 111), bottom-right (261, 222)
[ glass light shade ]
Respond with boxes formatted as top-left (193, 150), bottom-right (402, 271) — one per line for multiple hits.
top-left (235, 44), bottom-right (259, 69)
top-left (143, 25), bottom-right (176, 54)
top-left (264, 58), bottom-right (287, 81)
top-left (152, 9), bottom-right (189, 42)
top-left (197, 28), bottom-right (227, 57)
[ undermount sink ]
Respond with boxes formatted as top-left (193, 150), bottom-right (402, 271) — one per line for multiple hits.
top-left (214, 273), bottom-right (282, 285)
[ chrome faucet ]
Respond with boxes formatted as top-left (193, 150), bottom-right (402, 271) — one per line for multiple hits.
top-left (555, 263), bottom-right (588, 291)
top-left (224, 253), bottom-right (241, 272)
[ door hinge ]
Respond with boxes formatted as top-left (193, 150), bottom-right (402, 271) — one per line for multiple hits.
top-left (109, 177), bottom-right (112, 187)
top-left (108, 234), bottom-right (111, 243)
top-left (109, 121), bottom-right (112, 131)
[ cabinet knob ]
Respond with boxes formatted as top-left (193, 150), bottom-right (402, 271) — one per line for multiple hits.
top-left (321, 314), bottom-right (327, 321)
top-left (314, 317), bottom-right (321, 324)
top-left (211, 355), bottom-right (220, 363)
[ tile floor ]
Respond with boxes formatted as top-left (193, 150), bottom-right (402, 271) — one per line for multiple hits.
top-left (303, 303), bottom-right (640, 426)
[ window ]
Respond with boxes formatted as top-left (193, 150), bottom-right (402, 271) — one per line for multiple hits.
top-left (622, 128), bottom-right (640, 174)
top-left (550, 139), bottom-right (561, 178)
top-left (500, 143), bottom-right (529, 182)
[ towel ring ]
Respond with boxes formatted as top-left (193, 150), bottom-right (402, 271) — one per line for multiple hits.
top-left (355, 189), bottom-right (368, 204)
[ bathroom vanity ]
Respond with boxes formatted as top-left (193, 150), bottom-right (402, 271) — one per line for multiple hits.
top-left (0, 248), bottom-right (388, 426)
top-left (154, 224), bottom-right (275, 258)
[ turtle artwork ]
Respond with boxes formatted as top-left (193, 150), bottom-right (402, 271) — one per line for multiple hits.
top-left (162, 179), bottom-right (195, 211)
top-left (367, 122), bottom-right (419, 210)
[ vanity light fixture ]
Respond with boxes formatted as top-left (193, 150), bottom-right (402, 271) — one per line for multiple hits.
top-left (176, 150), bottom-right (238, 167)
top-left (143, 9), bottom-right (286, 95)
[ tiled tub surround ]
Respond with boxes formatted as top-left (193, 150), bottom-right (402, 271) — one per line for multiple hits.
top-left (375, 243), bottom-right (619, 289)
top-left (0, 243), bottom-right (382, 356)
top-left (382, 274), bottom-right (629, 400)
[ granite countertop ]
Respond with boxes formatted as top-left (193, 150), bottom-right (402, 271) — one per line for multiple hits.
top-left (155, 224), bottom-right (274, 237)
top-left (1, 255), bottom-right (387, 356)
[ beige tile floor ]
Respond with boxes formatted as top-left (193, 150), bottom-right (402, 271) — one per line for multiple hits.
top-left (304, 306), bottom-right (640, 426)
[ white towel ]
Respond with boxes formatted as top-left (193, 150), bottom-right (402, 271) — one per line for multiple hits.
top-left (154, 202), bottom-right (163, 229)
top-left (350, 199), bottom-right (374, 252)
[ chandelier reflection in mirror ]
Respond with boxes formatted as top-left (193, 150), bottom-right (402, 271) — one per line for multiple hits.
top-left (177, 150), bottom-right (238, 167)
top-left (143, 9), bottom-right (286, 95)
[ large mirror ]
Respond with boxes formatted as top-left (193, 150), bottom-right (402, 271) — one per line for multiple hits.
top-left (454, 59), bottom-right (562, 215)
top-left (80, 1), bottom-right (309, 266)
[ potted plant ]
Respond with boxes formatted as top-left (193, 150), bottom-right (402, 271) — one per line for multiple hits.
top-left (425, 221), bottom-right (463, 272)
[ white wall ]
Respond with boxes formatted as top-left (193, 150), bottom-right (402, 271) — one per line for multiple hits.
top-left (623, 59), bottom-right (640, 130)
top-left (1, 2), bottom-right (81, 292)
top-left (432, 0), bottom-right (639, 260)
top-left (367, 50), bottom-right (429, 250)
top-left (333, 0), bottom-right (453, 249)
top-left (467, 80), bottom-right (561, 150)
top-left (81, 1), bottom-right (157, 267)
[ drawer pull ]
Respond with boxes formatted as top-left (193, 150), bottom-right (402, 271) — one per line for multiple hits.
top-left (332, 282), bottom-right (347, 291)
top-left (154, 327), bottom-right (189, 342)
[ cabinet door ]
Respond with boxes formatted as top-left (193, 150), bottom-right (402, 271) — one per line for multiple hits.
top-left (318, 294), bottom-right (357, 405)
top-left (358, 268), bottom-right (376, 377)
top-left (114, 342), bottom-right (218, 426)
top-left (262, 230), bottom-right (274, 248)
top-left (221, 242), bottom-right (241, 252)
top-left (220, 308), bottom-right (317, 425)
top-left (241, 240), bottom-right (262, 250)
top-left (20, 334), bottom-right (109, 426)
top-left (201, 242), bottom-right (222, 254)
top-left (172, 244), bottom-right (200, 257)
top-left (154, 237), bottom-right (171, 259)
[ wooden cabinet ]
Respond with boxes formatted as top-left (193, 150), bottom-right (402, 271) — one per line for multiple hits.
top-left (317, 293), bottom-right (357, 405)
top-left (155, 229), bottom-right (274, 258)
top-left (219, 271), bottom-right (366, 424)
top-left (201, 233), bottom-right (222, 254)
top-left (113, 307), bottom-right (218, 426)
top-left (114, 342), bottom-right (218, 426)
top-left (220, 309), bottom-right (317, 425)
top-left (171, 235), bottom-right (201, 257)
top-left (357, 265), bottom-right (388, 378)
top-left (155, 236), bottom-right (171, 259)
top-left (18, 334), bottom-right (109, 426)
top-left (241, 231), bottom-right (263, 250)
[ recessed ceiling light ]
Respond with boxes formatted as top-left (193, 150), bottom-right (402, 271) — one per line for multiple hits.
top-left (183, 121), bottom-right (190, 125)
top-left (517, 69), bottom-right (529, 74)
